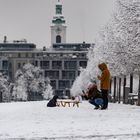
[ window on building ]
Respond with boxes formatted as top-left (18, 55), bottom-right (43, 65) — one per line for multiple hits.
top-left (59, 80), bottom-right (70, 89)
top-left (17, 63), bottom-right (21, 69)
top-left (32, 53), bottom-right (35, 58)
top-left (79, 61), bottom-right (87, 68)
top-left (81, 53), bottom-right (86, 57)
top-left (62, 71), bottom-right (75, 79)
top-left (43, 61), bottom-right (49, 67)
top-left (9, 62), bottom-right (12, 69)
top-left (65, 90), bottom-right (70, 97)
top-left (2, 60), bottom-right (8, 69)
top-left (52, 61), bottom-right (62, 69)
top-left (64, 61), bottom-right (77, 69)
top-left (45, 71), bottom-right (59, 79)
top-left (40, 61), bottom-right (50, 69)
top-left (55, 90), bottom-right (63, 96)
top-left (35, 61), bottom-right (38, 66)
top-left (56, 35), bottom-right (61, 43)
top-left (50, 80), bottom-right (56, 89)
top-left (46, 54), bottom-right (50, 57)
top-left (60, 53), bottom-right (63, 57)
top-left (26, 53), bottom-right (28, 58)
top-left (18, 53), bottom-right (21, 58)
top-left (36, 53), bottom-right (39, 57)
top-left (71, 80), bottom-right (74, 84)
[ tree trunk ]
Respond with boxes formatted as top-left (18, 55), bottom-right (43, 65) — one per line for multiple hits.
top-left (118, 77), bottom-right (121, 103)
top-left (113, 77), bottom-right (116, 103)
top-left (109, 78), bottom-right (112, 94)
top-left (130, 73), bottom-right (133, 93)
top-left (108, 78), bottom-right (112, 102)
top-left (137, 73), bottom-right (140, 106)
top-left (123, 75), bottom-right (126, 104)
top-left (0, 92), bottom-right (2, 102)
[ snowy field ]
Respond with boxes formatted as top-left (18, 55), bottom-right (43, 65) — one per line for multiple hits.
top-left (0, 101), bottom-right (140, 140)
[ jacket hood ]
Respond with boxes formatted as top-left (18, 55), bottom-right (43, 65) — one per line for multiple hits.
top-left (98, 63), bottom-right (107, 71)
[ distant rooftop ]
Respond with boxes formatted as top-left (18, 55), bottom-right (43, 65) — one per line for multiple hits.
top-left (0, 43), bottom-right (36, 51)
top-left (52, 43), bottom-right (92, 51)
top-left (0, 36), bottom-right (36, 51)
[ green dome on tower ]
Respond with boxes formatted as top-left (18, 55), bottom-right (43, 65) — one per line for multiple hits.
top-left (52, 0), bottom-right (66, 25)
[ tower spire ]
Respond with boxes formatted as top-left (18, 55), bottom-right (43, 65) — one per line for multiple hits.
top-left (56, 0), bottom-right (62, 15)
top-left (51, 0), bottom-right (67, 45)
top-left (52, 0), bottom-right (65, 24)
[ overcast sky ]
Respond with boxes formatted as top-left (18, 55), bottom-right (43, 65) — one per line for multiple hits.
top-left (0, 0), bottom-right (116, 48)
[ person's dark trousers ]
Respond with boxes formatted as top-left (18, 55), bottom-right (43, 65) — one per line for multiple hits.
top-left (89, 99), bottom-right (99, 108)
top-left (101, 90), bottom-right (108, 109)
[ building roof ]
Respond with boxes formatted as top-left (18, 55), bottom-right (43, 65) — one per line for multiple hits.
top-left (0, 43), bottom-right (36, 51)
top-left (52, 43), bottom-right (92, 51)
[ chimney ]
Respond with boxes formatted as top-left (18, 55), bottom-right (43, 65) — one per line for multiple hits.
top-left (43, 46), bottom-right (46, 51)
top-left (4, 36), bottom-right (7, 43)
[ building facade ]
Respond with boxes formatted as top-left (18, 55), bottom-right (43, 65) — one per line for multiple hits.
top-left (0, 0), bottom-right (93, 98)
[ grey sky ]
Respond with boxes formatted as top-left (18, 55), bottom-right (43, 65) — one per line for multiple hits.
top-left (0, 0), bottom-right (116, 48)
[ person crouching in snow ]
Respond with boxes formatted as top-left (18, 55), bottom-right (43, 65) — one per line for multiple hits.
top-left (84, 82), bottom-right (103, 109)
top-left (47, 95), bottom-right (58, 107)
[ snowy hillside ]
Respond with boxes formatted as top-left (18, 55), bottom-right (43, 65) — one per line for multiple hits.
top-left (0, 101), bottom-right (140, 140)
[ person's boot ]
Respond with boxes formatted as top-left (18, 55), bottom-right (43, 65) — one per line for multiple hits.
top-left (94, 106), bottom-right (99, 110)
top-left (101, 103), bottom-right (107, 110)
top-left (101, 107), bottom-right (107, 110)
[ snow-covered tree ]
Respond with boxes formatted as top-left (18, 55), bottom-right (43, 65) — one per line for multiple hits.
top-left (71, 0), bottom-right (140, 97)
top-left (13, 63), bottom-right (53, 101)
top-left (87, 0), bottom-right (140, 76)
top-left (43, 79), bottom-right (53, 100)
top-left (71, 68), bottom-right (92, 97)
top-left (12, 70), bottom-right (27, 101)
top-left (111, 0), bottom-right (140, 74)
top-left (0, 73), bottom-right (10, 102)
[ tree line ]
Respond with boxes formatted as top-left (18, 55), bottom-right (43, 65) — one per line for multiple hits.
top-left (0, 63), bottom-right (53, 102)
top-left (71, 0), bottom-right (140, 105)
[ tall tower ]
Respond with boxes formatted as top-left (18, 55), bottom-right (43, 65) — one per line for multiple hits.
top-left (51, 0), bottom-right (67, 45)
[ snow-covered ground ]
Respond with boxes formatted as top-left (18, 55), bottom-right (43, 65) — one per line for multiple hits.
top-left (0, 101), bottom-right (140, 140)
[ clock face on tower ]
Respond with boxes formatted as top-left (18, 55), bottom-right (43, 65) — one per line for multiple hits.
top-left (56, 27), bottom-right (62, 34)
